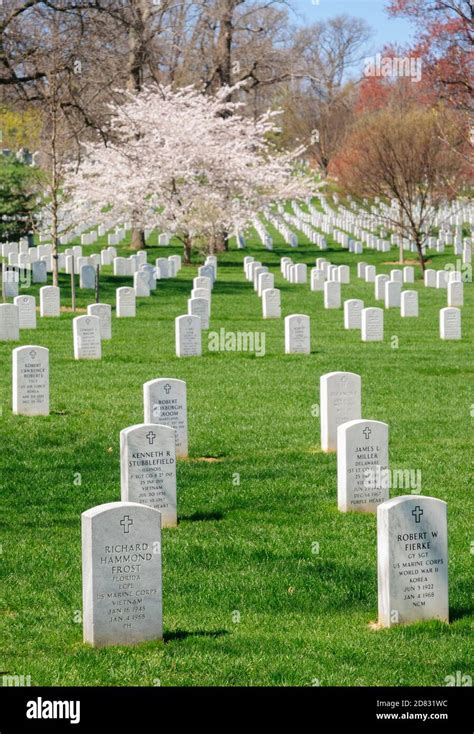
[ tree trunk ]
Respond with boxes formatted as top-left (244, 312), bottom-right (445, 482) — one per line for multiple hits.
top-left (398, 214), bottom-right (404, 265)
top-left (127, 0), bottom-right (150, 252)
top-left (416, 236), bottom-right (426, 272)
top-left (214, 229), bottom-right (228, 252)
top-left (183, 235), bottom-right (192, 264)
top-left (130, 227), bottom-right (145, 250)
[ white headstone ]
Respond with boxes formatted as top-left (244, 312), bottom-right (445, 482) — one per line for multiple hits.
top-left (375, 274), bottom-right (389, 301)
top-left (40, 286), bottom-right (60, 317)
top-left (193, 276), bottom-right (211, 292)
top-left (82, 501), bottom-right (162, 647)
top-left (284, 314), bottom-right (310, 354)
top-left (361, 307), bottom-right (384, 342)
top-left (365, 265), bottom-right (376, 283)
top-left (80, 264), bottom-right (96, 289)
top-left (377, 495), bottom-right (448, 627)
top-left (187, 297), bottom-right (209, 330)
top-left (310, 269), bottom-right (325, 292)
top-left (87, 303), bottom-right (112, 340)
top-left (120, 424), bottom-right (177, 528)
top-left (439, 307), bottom-right (461, 340)
top-left (390, 269), bottom-right (403, 283)
top-left (73, 315), bottom-right (102, 360)
top-left (293, 263), bottom-right (307, 284)
top-left (320, 371), bottom-right (362, 452)
top-left (257, 271), bottom-right (274, 297)
top-left (400, 290), bottom-right (419, 317)
top-left (436, 270), bottom-right (448, 289)
top-left (338, 265), bottom-right (350, 284)
top-left (116, 287), bottom-right (136, 318)
top-left (175, 315), bottom-right (202, 357)
top-left (424, 269), bottom-right (436, 288)
top-left (143, 378), bottom-right (188, 457)
top-left (337, 419), bottom-right (389, 513)
top-left (0, 303), bottom-right (20, 341)
top-left (324, 281), bottom-right (341, 309)
top-left (12, 345), bottom-right (49, 416)
top-left (14, 295), bottom-right (36, 329)
top-left (385, 280), bottom-right (402, 308)
top-left (262, 288), bottom-right (281, 319)
top-left (344, 299), bottom-right (364, 329)
top-left (134, 271), bottom-right (150, 297)
top-left (32, 260), bottom-right (48, 284)
top-left (447, 281), bottom-right (463, 308)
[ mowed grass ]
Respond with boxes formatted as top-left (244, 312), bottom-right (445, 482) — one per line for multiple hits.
top-left (0, 217), bottom-right (473, 687)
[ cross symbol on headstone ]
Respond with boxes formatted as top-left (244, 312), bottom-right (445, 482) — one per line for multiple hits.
top-left (363, 427), bottom-right (372, 440)
top-left (412, 506), bottom-right (423, 523)
top-left (120, 515), bottom-right (133, 533)
top-left (164, 383), bottom-right (172, 394)
top-left (146, 431), bottom-right (156, 445)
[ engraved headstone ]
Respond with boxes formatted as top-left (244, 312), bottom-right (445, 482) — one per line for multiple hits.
top-left (344, 299), bottom-right (364, 329)
top-left (87, 303), bottom-right (112, 340)
top-left (187, 297), bottom-right (209, 330)
top-left (385, 280), bottom-right (402, 308)
top-left (377, 495), bottom-right (448, 627)
top-left (134, 271), bottom-right (150, 297)
top-left (361, 307), bottom-right (384, 342)
top-left (0, 303), bottom-right (20, 341)
top-left (310, 269), bottom-right (325, 292)
top-left (175, 315), bottom-right (201, 357)
top-left (80, 264), bottom-right (97, 290)
top-left (143, 378), bottom-right (188, 457)
top-left (284, 314), bottom-right (310, 354)
top-left (324, 281), bottom-right (341, 309)
top-left (32, 260), bottom-right (47, 284)
top-left (121, 424), bottom-right (177, 528)
top-left (82, 502), bottom-right (162, 647)
top-left (400, 290), bottom-right (419, 317)
top-left (320, 371), bottom-right (361, 452)
top-left (12, 345), bottom-right (49, 416)
top-left (337, 419), bottom-right (389, 512)
top-left (14, 295), bottom-right (36, 329)
top-left (40, 286), bottom-right (60, 317)
top-left (73, 315), bottom-right (102, 360)
top-left (116, 287), bottom-right (136, 318)
top-left (447, 282), bottom-right (463, 308)
top-left (262, 288), bottom-right (281, 319)
top-left (439, 307), bottom-right (461, 340)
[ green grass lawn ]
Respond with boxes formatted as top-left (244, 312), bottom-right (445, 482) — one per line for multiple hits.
top-left (0, 221), bottom-right (472, 686)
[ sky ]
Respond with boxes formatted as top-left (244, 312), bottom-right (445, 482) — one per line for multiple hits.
top-left (290, 0), bottom-right (416, 54)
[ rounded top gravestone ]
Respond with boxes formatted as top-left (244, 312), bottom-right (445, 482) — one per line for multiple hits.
top-left (377, 495), bottom-right (448, 628)
top-left (82, 501), bottom-right (163, 647)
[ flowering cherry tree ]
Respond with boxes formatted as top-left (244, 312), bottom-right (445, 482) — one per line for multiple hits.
top-left (64, 85), bottom-right (313, 261)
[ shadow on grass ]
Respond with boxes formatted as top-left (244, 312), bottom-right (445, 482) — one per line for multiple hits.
top-left (179, 511), bottom-right (225, 522)
top-left (449, 605), bottom-right (472, 623)
top-left (164, 629), bottom-right (229, 642)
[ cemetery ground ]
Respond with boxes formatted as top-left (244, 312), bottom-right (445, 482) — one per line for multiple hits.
top-left (1, 217), bottom-right (472, 687)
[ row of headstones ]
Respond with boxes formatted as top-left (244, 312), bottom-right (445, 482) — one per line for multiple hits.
top-left (1, 257), bottom-right (217, 356)
top-left (320, 371), bottom-right (448, 629)
top-left (187, 257), bottom-right (215, 330)
top-left (113, 254), bottom-right (181, 280)
top-left (311, 194), bottom-right (473, 258)
top-left (2, 243), bottom-right (118, 274)
top-left (175, 258), bottom-right (217, 356)
top-left (80, 367), bottom-right (448, 648)
top-left (316, 194), bottom-right (473, 253)
top-left (241, 256), bottom-right (385, 345)
top-left (81, 376), bottom-right (190, 646)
